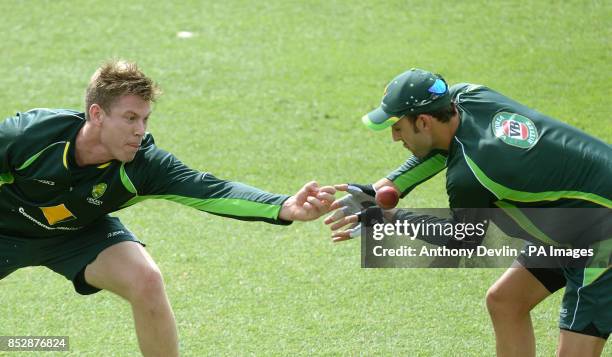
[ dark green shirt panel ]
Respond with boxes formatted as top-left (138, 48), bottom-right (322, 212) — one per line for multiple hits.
top-left (445, 85), bottom-right (611, 247)
top-left (449, 83), bottom-right (477, 99)
top-left (1, 109), bottom-right (84, 175)
top-left (453, 85), bottom-right (612, 207)
top-left (123, 135), bottom-right (290, 224)
top-left (446, 139), bottom-right (495, 209)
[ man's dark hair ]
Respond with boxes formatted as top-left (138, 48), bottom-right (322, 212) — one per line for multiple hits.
top-left (404, 104), bottom-right (456, 123)
top-left (402, 104), bottom-right (457, 132)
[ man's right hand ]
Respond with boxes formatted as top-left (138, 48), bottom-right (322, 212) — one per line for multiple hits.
top-left (324, 183), bottom-right (377, 241)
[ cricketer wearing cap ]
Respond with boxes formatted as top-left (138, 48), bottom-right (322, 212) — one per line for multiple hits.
top-left (325, 68), bottom-right (611, 356)
top-left (0, 60), bottom-right (336, 357)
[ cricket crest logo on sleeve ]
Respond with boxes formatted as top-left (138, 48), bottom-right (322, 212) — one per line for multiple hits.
top-left (92, 183), bottom-right (107, 199)
top-left (88, 182), bottom-right (107, 205)
top-left (492, 112), bottom-right (539, 149)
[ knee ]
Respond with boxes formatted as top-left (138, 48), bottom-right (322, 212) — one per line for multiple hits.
top-left (127, 265), bottom-right (166, 304)
top-left (485, 285), bottom-right (504, 315)
top-left (485, 284), bottom-right (531, 317)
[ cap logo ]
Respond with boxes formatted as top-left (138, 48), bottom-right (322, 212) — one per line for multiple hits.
top-left (428, 79), bottom-right (447, 94)
top-left (492, 112), bottom-right (538, 149)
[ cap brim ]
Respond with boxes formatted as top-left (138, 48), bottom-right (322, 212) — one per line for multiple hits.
top-left (361, 107), bottom-right (399, 131)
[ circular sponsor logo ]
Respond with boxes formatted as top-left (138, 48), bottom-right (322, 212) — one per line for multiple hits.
top-left (492, 112), bottom-right (539, 149)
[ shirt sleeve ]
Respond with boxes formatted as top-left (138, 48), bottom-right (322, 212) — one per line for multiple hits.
top-left (121, 135), bottom-right (291, 225)
top-left (385, 149), bottom-right (447, 197)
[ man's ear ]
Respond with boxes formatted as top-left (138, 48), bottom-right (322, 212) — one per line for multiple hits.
top-left (88, 104), bottom-right (104, 126)
top-left (416, 114), bottom-right (432, 132)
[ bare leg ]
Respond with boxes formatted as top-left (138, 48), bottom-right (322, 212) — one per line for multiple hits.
top-left (557, 330), bottom-right (606, 357)
top-left (486, 262), bottom-right (553, 357)
top-left (84, 241), bottom-right (179, 357)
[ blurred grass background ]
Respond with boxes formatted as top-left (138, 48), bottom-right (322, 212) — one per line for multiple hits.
top-left (0, 0), bottom-right (610, 355)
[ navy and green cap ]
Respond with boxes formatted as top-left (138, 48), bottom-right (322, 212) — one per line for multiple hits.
top-left (362, 68), bottom-right (451, 131)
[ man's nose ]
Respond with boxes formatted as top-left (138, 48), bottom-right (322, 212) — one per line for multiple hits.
top-left (134, 120), bottom-right (146, 136)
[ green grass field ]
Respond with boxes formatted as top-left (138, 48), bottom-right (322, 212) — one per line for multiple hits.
top-left (1, 1), bottom-right (610, 355)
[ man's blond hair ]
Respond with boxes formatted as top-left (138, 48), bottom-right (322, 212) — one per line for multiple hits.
top-left (85, 60), bottom-right (161, 119)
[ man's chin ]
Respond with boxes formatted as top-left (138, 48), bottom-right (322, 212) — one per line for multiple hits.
top-left (414, 153), bottom-right (429, 160)
top-left (403, 145), bottom-right (418, 157)
top-left (118, 153), bottom-right (137, 163)
top-left (408, 149), bottom-right (429, 160)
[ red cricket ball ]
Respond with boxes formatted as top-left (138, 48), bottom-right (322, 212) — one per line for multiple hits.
top-left (375, 186), bottom-right (399, 209)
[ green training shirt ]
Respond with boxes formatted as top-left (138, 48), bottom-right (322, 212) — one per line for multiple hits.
top-left (386, 83), bottom-right (611, 246)
top-left (0, 109), bottom-right (290, 238)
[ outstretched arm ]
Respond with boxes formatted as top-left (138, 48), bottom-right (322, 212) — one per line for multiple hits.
top-left (122, 138), bottom-right (335, 224)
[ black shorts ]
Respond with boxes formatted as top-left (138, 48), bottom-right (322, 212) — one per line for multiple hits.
top-left (517, 251), bottom-right (611, 340)
top-left (0, 215), bottom-right (144, 295)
